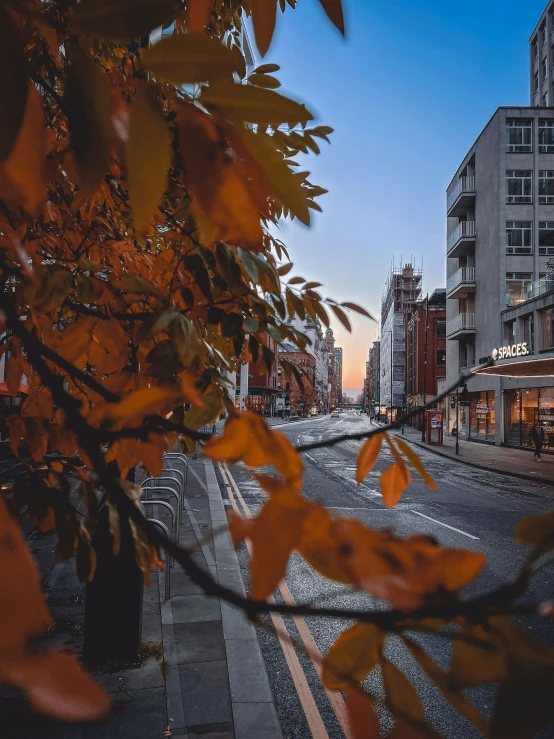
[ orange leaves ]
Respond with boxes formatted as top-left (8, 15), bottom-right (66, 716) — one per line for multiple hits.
top-left (0, 85), bottom-right (47, 213)
top-left (251, 0), bottom-right (278, 57)
top-left (249, 492), bottom-right (307, 600)
top-left (379, 462), bottom-right (411, 509)
top-left (176, 104), bottom-right (263, 245)
top-left (0, 651), bottom-right (110, 723)
top-left (394, 437), bottom-right (436, 491)
top-left (187, 0), bottom-right (213, 32)
top-left (321, 622), bottom-right (382, 689)
top-left (5, 355), bottom-right (24, 396)
top-left (205, 411), bottom-right (303, 486)
top-left (0, 498), bottom-right (110, 721)
top-left (356, 434), bottom-right (382, 483)
top-left (345, 688), bottom-right (379, 739)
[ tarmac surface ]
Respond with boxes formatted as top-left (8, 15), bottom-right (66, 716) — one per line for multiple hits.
top-left (219, 413), bottom-right (554, 739)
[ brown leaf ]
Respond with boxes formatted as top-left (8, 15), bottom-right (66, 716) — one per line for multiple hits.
top-left (329, 303), bottom-right (351, 332)
top-left (227, 509), bottom-right (252, 546)
top-left (0, 5), bottom-right (28, 163)
top-left (66, 48), bottom-right (113, 195)
top-left (514, 511), bottom-right (554, 549)
top-left (345, 688), bottom-right (379, 739)
top-left (380, 462), bottom-right (411, 508)
top-left (187, 0), bottom-right (213, 32)
top-left (356, 434), bottom-right (382, 483)
top-left (382, 659), bottom-right (426, 731)
top-left (0, 85), bottom-right (47, 213)
top-left (321, 622), bottom-right (382, 690)
top-left (394, 437), bottom-right (436, 491)
top-left (449, 625), bottom-right (507, 689)
top-left (72, 0), bottom-right (177, 40)
top-left (251, 0), bottom-right (278, 56)
top-left (318, 0), bottom-right (345, 34)
top-left (128, 87), bottom-right (171, 231)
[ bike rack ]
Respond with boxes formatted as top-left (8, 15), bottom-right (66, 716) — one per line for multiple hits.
top-left (143, 517), bottom-right (171, 600)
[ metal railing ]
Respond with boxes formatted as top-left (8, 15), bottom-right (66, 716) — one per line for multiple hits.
top-left (446, 312), bottom-right (475, 336)
top-left (447, 221), bottom-right (476, 255)
top-left (507, 275), bottom-right (554, 306)
top-left (447, 266), bottom-right (476, 295)
top-left (447, 176), bottom-right (476, 212)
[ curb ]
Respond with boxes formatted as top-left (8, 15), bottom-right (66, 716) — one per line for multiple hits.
top-left (393, 432), bottom-right (554, 487)
top-left (204, 459), bottom-right (283, 739)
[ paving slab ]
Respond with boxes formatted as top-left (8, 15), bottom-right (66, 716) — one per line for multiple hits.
top-left (179, 661), bottom-right (233, 726)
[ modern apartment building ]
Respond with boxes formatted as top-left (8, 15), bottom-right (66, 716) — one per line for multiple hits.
top-left (446, 107), bottom-right (554, 447)
top-left (380, 264), bottom-right (422, 421)
top-left (529, 3), bottom-right (554, 107)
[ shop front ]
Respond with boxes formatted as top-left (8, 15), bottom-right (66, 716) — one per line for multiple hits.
top-left (468, 391), bottom-right (496, 443)
top-left (504, 387), bottom-right (554, 450)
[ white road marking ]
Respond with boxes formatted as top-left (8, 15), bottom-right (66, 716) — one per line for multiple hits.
top-left (411, 510), bottom-right (480, 540)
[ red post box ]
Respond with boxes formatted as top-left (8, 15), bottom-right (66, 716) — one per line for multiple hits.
top-left (426, 410), bottom-right (443, 445)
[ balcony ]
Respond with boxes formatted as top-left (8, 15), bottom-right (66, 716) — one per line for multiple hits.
top-left (447, 220), bottom-right (476, 258)
top-left (446, 266), bottom-right (476, 299)
top-left (447, 312), bottom-right (476, 338)
top-left (447, 176), bottom-right (476, 217)
top-left (507, 275), bottom-right (554, 307)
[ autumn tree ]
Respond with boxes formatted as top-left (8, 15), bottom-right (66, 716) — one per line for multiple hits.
top-left (1, 1), bottom-right (554, 737)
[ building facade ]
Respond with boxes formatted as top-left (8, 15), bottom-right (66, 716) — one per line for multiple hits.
top-left (244, 333), bottom-right (280, 416)
top-left (278, 346), bottom-right (318, 416)
top-left (334, 347), bottom-right (343, 404)
top-left (529, 3), bottom-right (554, 108)
top-left (380, 265), bottom-right (422, 420)
top-left (405, 290), bottom-right (446, 429)
top-left (287, 316), bottom-right (329, 410)
top-left (367, 340), bottom-right (380, 410)
top-left (446, 106), bottom-right (554, 446)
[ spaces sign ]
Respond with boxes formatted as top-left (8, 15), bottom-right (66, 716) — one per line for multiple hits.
top-left (491, 342), bottom-right (530, 360)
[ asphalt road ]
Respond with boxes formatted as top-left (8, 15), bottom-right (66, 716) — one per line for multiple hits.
top-left (216, 413), bottom-right (554, 739)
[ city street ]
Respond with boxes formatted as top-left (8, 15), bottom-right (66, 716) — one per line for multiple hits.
top-left (216, 413), bottom-right (554, 739)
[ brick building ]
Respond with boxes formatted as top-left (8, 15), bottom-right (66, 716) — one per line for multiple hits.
top-left (278, 344), bottom-right (318, 416)
top-left (405, 289), bottom-right (447, 429)
top-left (243, 334), bottom-right (280, 416)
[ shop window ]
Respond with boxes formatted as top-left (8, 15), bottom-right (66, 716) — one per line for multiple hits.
top-left (469, 391), bottom-right (495, 443)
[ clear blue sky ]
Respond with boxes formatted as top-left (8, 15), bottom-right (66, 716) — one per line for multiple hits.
top-left (256, 0), bottom-right (546, 391)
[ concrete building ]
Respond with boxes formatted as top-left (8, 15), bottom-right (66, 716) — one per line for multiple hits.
top-left (405, 290), bottom-right (446, 429)
top-left (287, 316), bottom-right (329, 410)
top-left (529, 3), bottom-right (554, 108)
top-left (380, 264), bottom-right (422, 421)
top-left (334, 347), bottom-right (343, 404)
top-left (367, 341), bottom-right (380, 410)
top-left (446, 106), bottom-right (554, 446)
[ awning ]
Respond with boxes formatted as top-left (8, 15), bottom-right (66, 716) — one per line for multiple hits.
top-left (473, 356), bottom-right (554, 378)
top-left (0, 383), bottom-right (29, 397)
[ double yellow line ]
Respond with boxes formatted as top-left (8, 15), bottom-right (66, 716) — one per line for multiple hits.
top-left (218, 462), bottom-right (352, 739)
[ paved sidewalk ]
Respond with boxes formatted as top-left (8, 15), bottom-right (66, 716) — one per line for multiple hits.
top-left (2, 458), bottom-right (280, 739)
top-left (394, 424), bottom-right (554, 485)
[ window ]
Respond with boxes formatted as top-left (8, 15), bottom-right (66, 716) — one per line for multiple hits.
top-left (505, 320), bottom-right (516, 344)
top-left (506, 221), bottom-right (533, 254)
top-left (544, 91), bottom-right (550, 107)
top-left (535, 70), bottom-right (540, 95)
top-left (539, 222), bottom-right (554, 254)
top-left (544, 56), bottom-right (549, 82)
top-left (541, 22), bottom-right (547, 46)
top-left (542, 308), bottom-right (554, 349)
top-left (539, 171), bottom-right (554, 202)
top-left (436, 320), bottom-right (446, 339)
top-left (436, 349), bottom-right (446, 366)
top-left (539, 119), bottom-right (554, 151)
top-left (533, 37), bottom-right (538, 61)
top-left (506, 119), bottom-right (532, 152)
top-left (506, 170), bottom-right (532, 203)
top-left (506, 272), bottom-right (533, 294)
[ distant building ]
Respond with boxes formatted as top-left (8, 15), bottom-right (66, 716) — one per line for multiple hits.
top-left (334, 346), bottom-right (343, 404)
top-left (405, 290), bottom-right (446, 429)
top-left (245, 333), bottom-right (280, 416)
top-left (278, 344), bottom-right (318, 415)
top-left (287, 316), bottom-right (329, 410)
top-left (325, 328), bottom-right (341, 408)
top-left (380, 264), bottom-right (422, 421)
top-left (367, 340), bottom-right (380, 410)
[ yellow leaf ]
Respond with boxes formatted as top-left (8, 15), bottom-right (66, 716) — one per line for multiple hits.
top-left (200, 80), bottom-right (313, 126)
top-left (380, 462), bottom-right (411, 508)
top-left (251, 0), bottom-right (277, 57)
top-left (0, 651), bottom-right (110, 722)
top-left (394, 437), bottom-right (436, 491)
top-left (356, 434), bottom-right (382, 483)
top-left (142, 33), bottom-right (243, 84)
top-left (128, 87), bottom-right (171, 231)
top-left (322, 622), bottom-right (382, 690)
